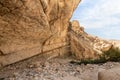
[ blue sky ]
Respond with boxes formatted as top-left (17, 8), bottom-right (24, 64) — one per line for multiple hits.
top-left (71, 0), bottom-right (120, 40)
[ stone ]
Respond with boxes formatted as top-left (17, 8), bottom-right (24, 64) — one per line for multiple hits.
top-left (98, 68), bottom-right (120, 80)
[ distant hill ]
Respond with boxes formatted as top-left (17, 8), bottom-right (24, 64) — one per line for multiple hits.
top-left (109, 40), bottom-right (120, 49)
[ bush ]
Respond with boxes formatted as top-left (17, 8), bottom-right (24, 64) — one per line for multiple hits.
top-left (70, 47), bottom-right (120, 65)
top-left (103, 47), bottom-right (120, 61)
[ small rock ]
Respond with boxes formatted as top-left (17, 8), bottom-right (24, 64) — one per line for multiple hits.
top-left (76, 66), bottom-right (81, 72)
top-left (0, 78), bottom-right (5, 80)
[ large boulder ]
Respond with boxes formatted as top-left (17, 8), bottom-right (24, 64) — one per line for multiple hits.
top-left (98, 68), bottom-right (120, 80)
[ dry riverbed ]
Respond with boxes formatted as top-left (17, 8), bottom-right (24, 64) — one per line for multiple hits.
top-left (0, 55), bottom-right (120, 80)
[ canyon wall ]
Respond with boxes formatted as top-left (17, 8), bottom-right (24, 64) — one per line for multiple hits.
top-left (0, 0), bottom-right (81, 67)
top-left (0, 0), bottom-right (113, 68)
top-left (69, 21), bottom-right (96, 59)
top-left (69, 21), bottom-right (112, 60)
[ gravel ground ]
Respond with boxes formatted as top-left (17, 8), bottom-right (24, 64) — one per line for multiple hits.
top-left (0, 55), bottom-right (120, 80)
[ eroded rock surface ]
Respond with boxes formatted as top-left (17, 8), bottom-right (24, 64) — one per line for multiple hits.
top-left (69, 21), bottom-right (96, 59)
top-left (109, 40), bottom-right (120, 49)
top-left (69, 20), bottom-right (112, 59)
top-left (0, 0), bottom-right (114, 68)
top-left (0, 0), bottom-right (81, 67)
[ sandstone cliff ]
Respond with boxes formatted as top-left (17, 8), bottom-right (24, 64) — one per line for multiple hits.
top-left (0, 0), bottom-right (81, 67)
top-left (0, 0), bottom-right (113, 68)
top-left (109, 40), bottom-right (120, 49)
top-left (69, 20), bottom-right (112, 60)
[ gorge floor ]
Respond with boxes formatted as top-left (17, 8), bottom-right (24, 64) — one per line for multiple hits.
top-left (0, 55), bottom-right (120, 80)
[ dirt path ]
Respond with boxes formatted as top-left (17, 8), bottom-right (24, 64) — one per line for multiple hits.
top-left (0, 55), bottom-right (120, 80)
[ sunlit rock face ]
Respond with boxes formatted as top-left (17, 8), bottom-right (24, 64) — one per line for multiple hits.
top-left (0, 0), bottom-right (81, 67)
top-left (0, 0), bottom-right (114, 68)
top-left (69, 21), bottom-right (97, 59)
top-left (109, 40), bottom-right (120, 49)
top-left (69, 20), bottom-right (113, 59)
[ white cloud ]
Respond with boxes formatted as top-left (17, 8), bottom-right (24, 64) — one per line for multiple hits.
top-left (86, 0), bottom-right (120, 17)
top-left (71, 0), bottom-right (120, 39)
top-left (80, 0), bottom-right (95, 4)
top-left (80, 16), bottom-right (120, 29)
top-left (102, 27), bottom-right (120, 39)
top-left (80, 0), bottom-right (120, 28)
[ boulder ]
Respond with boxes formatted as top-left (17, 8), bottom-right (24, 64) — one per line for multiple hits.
top-left (98, 68), bottom-right (120, 80)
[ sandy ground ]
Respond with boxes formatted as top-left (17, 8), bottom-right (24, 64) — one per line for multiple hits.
top-left (0, 55), bottom-right (120, 80)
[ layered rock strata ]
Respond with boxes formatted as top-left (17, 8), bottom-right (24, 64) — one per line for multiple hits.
top-left (69, 21), bottom-right (112, 59)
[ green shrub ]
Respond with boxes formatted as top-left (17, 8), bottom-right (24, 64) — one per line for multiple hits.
top-left (70, 47), bottom-right (120, 65)
top-left (70, 57), bottom-right (107, 65)
top-left (103, 47), bottom-right (120, 61)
